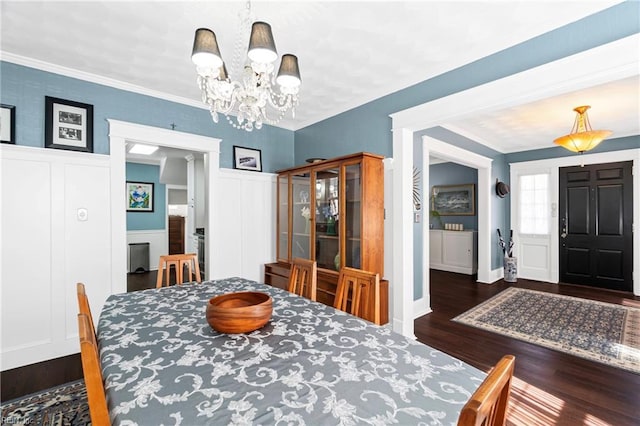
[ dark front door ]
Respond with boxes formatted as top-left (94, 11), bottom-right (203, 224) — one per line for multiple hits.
top-left (559, 161), bottom-right (633, 292)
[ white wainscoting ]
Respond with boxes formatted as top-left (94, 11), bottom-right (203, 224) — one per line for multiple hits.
top-left (126, 230), bottom-right (166, 271)
top-left (1, 145), bottom-right (112, 370)
top-left (210, 169), bottom-right (276, 283)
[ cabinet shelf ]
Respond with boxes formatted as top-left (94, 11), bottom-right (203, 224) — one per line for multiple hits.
top-left (317, 234), bottom-right (338, 240)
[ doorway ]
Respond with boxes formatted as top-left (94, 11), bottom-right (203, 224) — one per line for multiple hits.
top-left (559, 161), bottom-right (633, 292)
top-left (108, 120), bottom-right (221, 296)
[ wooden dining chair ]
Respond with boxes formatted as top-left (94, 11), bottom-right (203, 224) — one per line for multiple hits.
top-left (334, 267), bottom-right (381, 325)
top-left (76, 282), bottom-right (95, 333)
top-left (77, 313), bottom-right (110, 426)
top-left (457, 355), bottom-right (516, 426)
top-left (287, 258), bottom-right (318, 301)
top-left (156, 253), bottom-right (202, 288)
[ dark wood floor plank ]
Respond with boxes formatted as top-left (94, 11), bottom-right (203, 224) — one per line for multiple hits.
top-left (417, 270), bottom-right (640, 426)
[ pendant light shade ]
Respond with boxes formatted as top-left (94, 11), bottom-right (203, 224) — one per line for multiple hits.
top-left (191, 28), bottom-right (223, 69)
top-left (247, 21), bottom-right (278, 63)
top-left (553, 105), bottom-right (612, 153)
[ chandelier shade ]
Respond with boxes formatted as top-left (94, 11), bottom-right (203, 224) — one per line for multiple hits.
top-left (276, 54), bottom-right (301, 89)
top-left (191, 28), bottom-right (223, 69)
top-left (553, 105), bottom-right (612, 153)
top-left (190, 5), bottom-right (301, 132)
top-left (247, 22), bottom-right (278, 64)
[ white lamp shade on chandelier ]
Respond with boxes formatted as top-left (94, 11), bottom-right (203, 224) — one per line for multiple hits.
top-left (191, 16), bottom-right (301, 132)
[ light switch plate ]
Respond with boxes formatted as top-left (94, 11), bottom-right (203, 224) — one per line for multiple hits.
top-left (77, 208), bottom-right (88, 221)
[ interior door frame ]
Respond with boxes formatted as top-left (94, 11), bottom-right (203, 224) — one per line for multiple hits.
top-left (108, 119), bottom-right (221, 294)
top-left (510, 148), bottom-right (639, 295)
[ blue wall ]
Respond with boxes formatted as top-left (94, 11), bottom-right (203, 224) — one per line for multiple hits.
top-left (294, 3), bottom-right (639, 164)
top-left (0, 62), bottom-right (295, 173)
top-left (126, 163), bottom-right (166, 230)
top-left (294, 2), bottom-right (639, 272)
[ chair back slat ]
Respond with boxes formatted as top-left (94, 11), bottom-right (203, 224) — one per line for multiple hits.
top-left (457, 355), bottom-right (516, 426)
top-left (156, 253), bottom-right (202, 288)
top-left (76, 283), bottom-right (110, 426)
top-left (334, 267), bottom-right (381, 325)
top-left (288, 258), bottom-right (318, 301)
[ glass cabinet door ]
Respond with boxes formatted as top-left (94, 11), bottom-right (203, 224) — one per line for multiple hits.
top-left (291, 172), bottom-right (312, 260)
top-left (314, 167), bottom-right (340, 271)
top-left (344, 163), bottom-right (362, 269)
top-left (277, 174), bottom-right (289, 261)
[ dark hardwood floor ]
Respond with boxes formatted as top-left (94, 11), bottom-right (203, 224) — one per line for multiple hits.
top-left (2, 270), bottom-right (639, 426)
top-left (417, 269), bottom-right (640, 426)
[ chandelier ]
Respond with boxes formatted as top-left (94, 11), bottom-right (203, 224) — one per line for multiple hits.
top-left (191, 4), bottom-right (301, 132)
top-left (553, 105), bottom-right (612, 153)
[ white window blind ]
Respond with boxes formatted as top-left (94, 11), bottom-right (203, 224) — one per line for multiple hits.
top-left (519, 173), bottom-right (549, 235)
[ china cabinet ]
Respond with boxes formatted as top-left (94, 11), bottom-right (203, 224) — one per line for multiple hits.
top-left (264, 152), bottom-right (387, 323)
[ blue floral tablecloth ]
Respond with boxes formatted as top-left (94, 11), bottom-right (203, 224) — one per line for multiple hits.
top-left (98, 278), bottom-right (486, 425)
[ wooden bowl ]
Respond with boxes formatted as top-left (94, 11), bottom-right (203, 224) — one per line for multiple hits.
top-left (206, 291), bottom-right (273, 334)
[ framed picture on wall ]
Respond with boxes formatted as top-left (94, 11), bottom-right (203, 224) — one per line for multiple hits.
top-left (233, 145), bottom-right (262, 172)
top-left (126, 181), bottom-right (154, 212)
top-left (0, 104), bottom-right (16, 144)
top-left (431, 183), bottom-right (475, 216)
top-left (45, 96), bottom-right (94, 152)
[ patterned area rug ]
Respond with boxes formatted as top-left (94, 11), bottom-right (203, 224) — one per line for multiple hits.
top-left (1, 380), bottom-right (90, 425)
top-left (453, 287), bottom-right (640, 374)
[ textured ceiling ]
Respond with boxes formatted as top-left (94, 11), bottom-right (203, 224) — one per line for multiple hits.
top-left (1, 0), bottom-right (635, 155)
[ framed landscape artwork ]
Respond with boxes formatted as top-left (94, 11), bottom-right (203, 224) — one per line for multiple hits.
top-left (126, 181), bottom-right (154, 212)
top-left (431, 183), bottom-right (475, 216)
top-left (233, 146), bottom-right (262, 172)
top-left (45, 96), bottom-right (94, 152)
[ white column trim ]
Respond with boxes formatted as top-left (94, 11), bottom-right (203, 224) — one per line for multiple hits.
top-left (391, 128), bottom-right (416, 339)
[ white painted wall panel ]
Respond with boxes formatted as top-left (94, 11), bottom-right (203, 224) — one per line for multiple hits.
top-left (1, 158), bottom-right (52, 351)
top-left (64, 164), bottom-right (112, 338)
top-left (210, 170), bottom-right (276, 282)
top-left (0, 145), bottom-right (111, 370)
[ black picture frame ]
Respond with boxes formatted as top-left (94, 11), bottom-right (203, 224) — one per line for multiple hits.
top-left (126, 181), bottom-right (155, 212)
top-left (0, 104), bottom-right (16, 144)
top-left (233, 145), bottom-right (263, 172)
top-left (45, 96), bottom-right (94, 152)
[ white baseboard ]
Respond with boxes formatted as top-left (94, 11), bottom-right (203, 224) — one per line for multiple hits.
top-left (477, 267), bottom-right (504, 284)
top-left (413, 297), bottom-right (432, 319)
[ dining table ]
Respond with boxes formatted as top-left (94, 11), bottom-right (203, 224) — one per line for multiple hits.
top-left (97, 277), bottom-right (486, 425)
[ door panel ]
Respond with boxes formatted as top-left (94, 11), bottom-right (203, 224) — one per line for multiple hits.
top-left (597, 185), bottom-right (623, 235)
top-left (559, 161), bottom-right (633, 292)
top-left (566, 187), bottom-right (589, 234)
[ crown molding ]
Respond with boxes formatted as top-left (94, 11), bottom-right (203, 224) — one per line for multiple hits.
top-left (1, 51), bottom-right (298, 132)
top-left (1, 51), bottom-right (208, 108)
